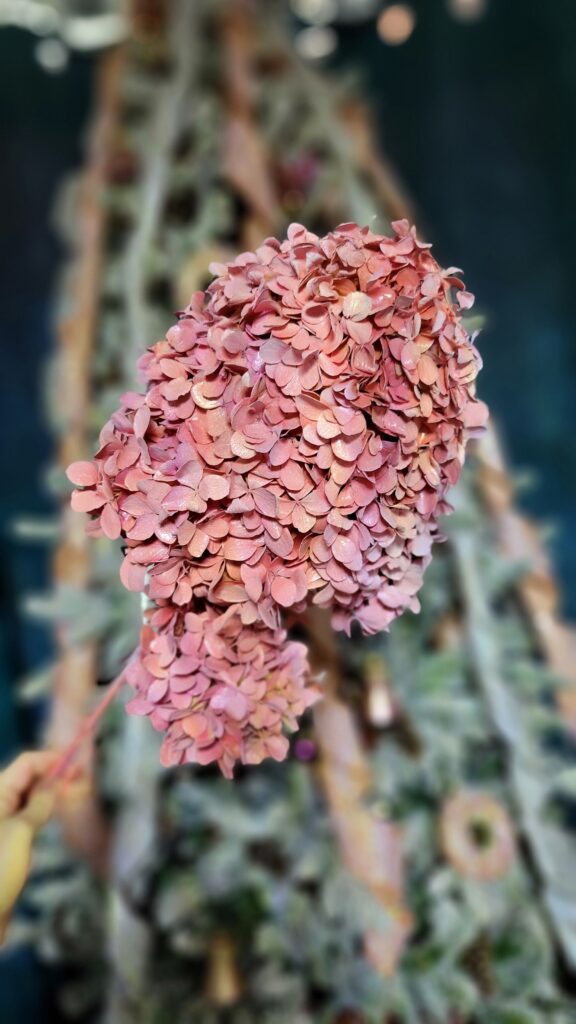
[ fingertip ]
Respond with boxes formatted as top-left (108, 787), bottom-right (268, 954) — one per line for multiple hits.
top-left (2, 750), bottom-right (58, 787)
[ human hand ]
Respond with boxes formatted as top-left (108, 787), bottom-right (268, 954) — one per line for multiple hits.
top-left (0, 751), bottom-right (60, 945)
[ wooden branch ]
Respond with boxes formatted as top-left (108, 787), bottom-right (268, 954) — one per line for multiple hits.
top-left (50, 46), bottom-right (125, 871)
top-left (261, 15), bottom-right (392, 229)
top-left (451, 496), bottom-right (576, 970)
top-left (123, 1), bottom-right (198, 373)
top-left (305, 608), bottom-right (412, 977)
top-left (475, 428), bottom-right (576, 726)
top-left (340, 98), bottom-right (416, 224)
top-left (219, 0), bottom-right (281, 245)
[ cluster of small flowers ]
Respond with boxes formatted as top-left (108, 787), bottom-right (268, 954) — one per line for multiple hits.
top-left (68, 220), bottom-right (486, 774)
top-left (124, 604), bottom-right (312, 778)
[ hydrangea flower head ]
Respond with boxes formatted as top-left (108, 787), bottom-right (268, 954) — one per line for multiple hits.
top-left (124, 603), bottom-right (312, 778)
top-left (68, 220), bottom-right (487, 774)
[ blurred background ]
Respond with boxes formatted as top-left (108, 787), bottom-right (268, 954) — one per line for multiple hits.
top-left (1, 2), bottom-right (576, 1022)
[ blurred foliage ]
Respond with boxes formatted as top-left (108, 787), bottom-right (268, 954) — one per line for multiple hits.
top-left (12, 1), bottom-right (576, 1021)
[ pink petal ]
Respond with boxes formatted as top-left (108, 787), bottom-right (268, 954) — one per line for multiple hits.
top-left (182, 713), bottom-right (209, 739)
top-left (271, 575), bottom-right (298, 607)
top-left (210, 687), bottom-right (249, 722)
top-left (134, 406), bottom-right (151, 437)
top-left (126, 698), bottom-right (153, 717)
top-left (148, 678), bottom-right (168, 703)
top-left (101, 503), bottom-right (121, 539)
top-left (253, 488), bottom-right (277, 517)
top-left (241, 565), bottom-right (264, 602)
top-left (400, 342), bottom-right (419, 372)
top-left (120, 557), bottom-right (146, 592)
top-left (330, 461), bottom-right (355, 486)
top-left (268, 440), bottom-right (292, 466)
top-left (418, 353), bottom-right (438, 385)
top-left (188, 530), bottom-right (210, 557)
top-left (265, 735), bottom-right (290, 762)
top-left (342, 291), bottom-right (371, 320)
top-left (280, 461), bottom-right (306, 491)
top-left (293, 505), bottom-right (316, 533)
top-left (199, 475), bottom-right (230, 501)
top-left (331, 436), bottom-right (365, 463)
top-left (128, 514), bottom-right (157, 541)
top-left (457, 290), bottom-right (475, 309)
top-left (316, 415), bottom-right (340, 440)
top-left (333, 534), bottom-right (360, 567)
top-left (223, 538), bottom-right (259, 561)
top-left (265, 528), bottom-right (294, 558)
top-left (66, 461), bottom-right (98, 487)
top-left (462, 399), bottom-right (489, 428)
top-left (71, 490), bottom-right (105, 512)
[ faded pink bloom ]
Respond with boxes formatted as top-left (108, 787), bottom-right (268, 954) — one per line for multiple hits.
top-left (68, 220), bottom-right (487, 774)
top-left (125, 604), bottom-right (317, 779)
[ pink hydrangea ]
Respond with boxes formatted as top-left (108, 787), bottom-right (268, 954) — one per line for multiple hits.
top-left (124, 604), bottom-right (314, 778)
top-left (68, 220), bottom-right (487, 774)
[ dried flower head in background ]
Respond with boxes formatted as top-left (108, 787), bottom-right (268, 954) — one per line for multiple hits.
top-left (68, 220), bottom-right (487, 774)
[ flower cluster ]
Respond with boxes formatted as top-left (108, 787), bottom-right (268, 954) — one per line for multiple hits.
top-left (125, 604), bottom-right (312, 778)
top-left (68, 220), bottom-right (486, 773)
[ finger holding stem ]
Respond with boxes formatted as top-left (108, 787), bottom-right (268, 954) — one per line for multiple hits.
top-left (0, 657), bottom-right (132, 945)
top-left (0, 751), bottom-right (59, 820)
top-left (45, 655), bottom-right (135, 783)
top-left (0, 752), bottom-right (60, 944)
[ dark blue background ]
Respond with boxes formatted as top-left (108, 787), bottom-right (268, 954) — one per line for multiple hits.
top-left (0, 31), bottom-right (92, 758)
top-left (335, 0), bottom-right (576, 615)
top-left (0, 29), bottom-right (92, 1021)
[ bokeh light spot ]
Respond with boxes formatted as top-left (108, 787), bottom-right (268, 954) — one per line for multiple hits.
top-left (377, 4), bottom-right (416, 46)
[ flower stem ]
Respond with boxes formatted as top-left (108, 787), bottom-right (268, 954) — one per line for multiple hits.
top-left (45, 653), bottom-right (137, 782)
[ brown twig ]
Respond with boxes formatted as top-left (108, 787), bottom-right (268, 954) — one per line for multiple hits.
top-left (340, 98), bottom-right (416, 224)
top-left (46, 659), bottom-right (133, 784)
top-left (305, 608), bottom-right (412, 977)
top-left (451, 482), bottom-right (576, 971)
top-left (219, 0), bottom-right (281, 246)
top-left (475, 428), bottom-right (576, 726)
top-left (50, 46), bottom-right (125, 871)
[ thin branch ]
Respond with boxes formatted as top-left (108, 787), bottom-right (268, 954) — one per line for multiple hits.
top-left (305, 608), bottom-right (412, 977)
top-left (475, 428), bottom-right (576, 724)
top-left (50, 46), bottom-right (125, 868)
top-left (123, 0), bottom-right (199, 373)
top-left (452, 480), bottom-right (576, 970)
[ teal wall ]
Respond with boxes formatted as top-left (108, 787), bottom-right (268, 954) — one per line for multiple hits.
top-left (333, 0), bottom-right (576, 616)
